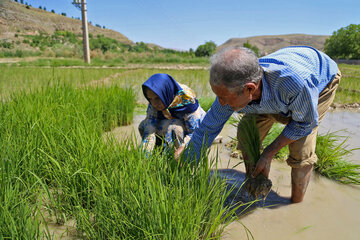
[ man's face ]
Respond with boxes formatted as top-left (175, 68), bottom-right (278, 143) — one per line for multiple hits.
top-left (211, 83), bottom-right (251, 111)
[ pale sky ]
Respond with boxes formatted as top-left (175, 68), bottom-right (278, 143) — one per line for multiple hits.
top-left (23, 0), bottom-right (360, 50)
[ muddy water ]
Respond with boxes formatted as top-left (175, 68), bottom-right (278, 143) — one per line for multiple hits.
top-left (212, 110), bottom-right (360, 240)
top-left (110, 111), bottom-right (360, 240)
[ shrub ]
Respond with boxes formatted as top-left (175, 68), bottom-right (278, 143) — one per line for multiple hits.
top-left (243, 41), bottom-right (260, 57)
top-left (324, 24), bottom-right (360, 59)
top-left (195, 41), bottom-right (217, 57)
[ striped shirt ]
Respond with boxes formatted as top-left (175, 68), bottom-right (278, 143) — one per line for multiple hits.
top-left (187, 46), bottom-right (339, 160)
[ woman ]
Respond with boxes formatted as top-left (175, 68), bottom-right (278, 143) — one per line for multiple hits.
top-left (139, 73), bottom-right (206, 153)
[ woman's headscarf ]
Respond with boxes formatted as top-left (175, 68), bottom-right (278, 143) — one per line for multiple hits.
top-left (142, 73), bottom-right (199, 119)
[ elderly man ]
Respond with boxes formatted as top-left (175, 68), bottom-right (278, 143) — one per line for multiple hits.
top-left (177, 46), bottom-right (341, 203)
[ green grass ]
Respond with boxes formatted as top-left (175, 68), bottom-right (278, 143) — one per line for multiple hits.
top-left (0, 66), bottom-right (214, 107)
top-left (237, 115), bottom-right (261, 171)
top-left (262, 123), bottom-right (289, 161)
top-left (0, 83), bottom-right (242, 239)
top-left (198, 96), bottom-right (215, 112)
top-left (0, 63), bottom-right (358, 238)
top-left (1, 63), bottom-right (358, 106)
top-left (335, 64), bottom-right (360, 104)
top-left (315, 131), bottom-right (360, 184)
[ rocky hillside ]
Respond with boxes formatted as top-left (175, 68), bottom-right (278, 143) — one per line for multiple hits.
top-left (0, 0), bottom-right (133, 45)
top-left (219, 34), bottom-right (330, 55)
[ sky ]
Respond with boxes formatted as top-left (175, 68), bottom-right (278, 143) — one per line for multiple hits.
top-left (22, 0), bottom-right (360, 51)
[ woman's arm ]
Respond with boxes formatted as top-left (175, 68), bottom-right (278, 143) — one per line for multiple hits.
top-left (140, 105), bottom-right (159, 152)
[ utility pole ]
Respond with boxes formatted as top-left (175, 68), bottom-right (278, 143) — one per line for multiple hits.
top-left (73, 0), bottom-right (90, 64)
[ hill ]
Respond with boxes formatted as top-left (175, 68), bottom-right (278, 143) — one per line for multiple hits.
top-left (0, 0), bottom-right (133, 44)
top-left (219, 34), bottom-right (330, 55)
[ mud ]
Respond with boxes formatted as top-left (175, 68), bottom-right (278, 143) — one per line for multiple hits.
top-left (244, 174), bottom-right (272, 199)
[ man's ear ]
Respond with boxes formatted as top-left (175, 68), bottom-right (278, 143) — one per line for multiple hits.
top-left (243, 82), bottom-right (257, 95)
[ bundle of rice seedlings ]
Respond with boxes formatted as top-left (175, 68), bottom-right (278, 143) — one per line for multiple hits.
top-left (315, 131), bottom-right (360, 184)
top-left (237, 114), bottom-right (272, 199)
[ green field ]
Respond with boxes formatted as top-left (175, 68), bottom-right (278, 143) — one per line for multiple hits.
top-left (0, 64), bottom-right (359, 239)
top-left (335, 64), bottom-right (360, 104)
top-left (0, 65), bottom-right (245, 239)
top-left (1, 64), bottom-right (359, 104)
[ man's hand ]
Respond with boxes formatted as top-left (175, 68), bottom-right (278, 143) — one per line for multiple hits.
top-left (175, 146), bottom-right (185, 160)
top-left (252, 152), bottom-right (272, 178)
top-left (252, 133), bottom-right (295, 178)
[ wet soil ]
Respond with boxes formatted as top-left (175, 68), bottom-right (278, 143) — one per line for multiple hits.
top-left (244, 174), bottom-right (272, 199)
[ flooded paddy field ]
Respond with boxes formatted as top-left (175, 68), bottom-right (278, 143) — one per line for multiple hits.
top-left (220, 110), bottom-right (360, 240)
top-left (1, 65), bottom-right (359, 239)
top-left (114, 110), bottom-right (360, 240)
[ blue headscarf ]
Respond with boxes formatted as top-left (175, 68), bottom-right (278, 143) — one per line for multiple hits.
top-left (142, 73), bottom-right (199, 119)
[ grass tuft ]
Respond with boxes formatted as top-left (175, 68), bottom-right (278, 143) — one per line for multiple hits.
top-left (315, 131), bottom-right (360, 184)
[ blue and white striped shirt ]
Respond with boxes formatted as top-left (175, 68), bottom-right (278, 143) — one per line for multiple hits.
top-left (187, 46), bottom-right (339, 160)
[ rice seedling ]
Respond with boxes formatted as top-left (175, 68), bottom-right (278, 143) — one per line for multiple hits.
top-left (262, 123), bottom-right (289, 160)
top-left (315, 131), bottom-right (360, 184)
top-left (0, 84), bottom-right (136, 237)
top-left (262, 124), bottom-right (360, 185)
top-left (71, 142), bottom-right (242, 239)
top-left (236, 115), bottom-right (272, 199)
top-left (0, 180), bottom-right (43, 239)
top-left (0, 81), bottom-right (245, 239)
top-left (198, 96), bottom-right (215, 112)
top-left (1, 63), bottom-right (357, 238)
top-left (334, 64), bottom-right (360, 104)
top-left (0, 66), bottom-right (213, 107)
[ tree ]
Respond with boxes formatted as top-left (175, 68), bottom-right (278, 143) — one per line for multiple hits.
top-left (324, 24), bottom-right (360, 59)
top-left (243, 41), bottom-right (260, 57)
top-left (195, 41), bottom-right (216, 57)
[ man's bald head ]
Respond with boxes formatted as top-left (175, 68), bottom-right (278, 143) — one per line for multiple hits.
top-left (210, 47), bottom-right (262, 94)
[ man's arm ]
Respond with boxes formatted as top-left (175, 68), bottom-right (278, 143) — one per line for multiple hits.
top-left (252, 133), bottom-right (295, 178)
top-left (253, 85), bottom-right (319, 177)
top-left (178, 98), bottom-right (234, 162)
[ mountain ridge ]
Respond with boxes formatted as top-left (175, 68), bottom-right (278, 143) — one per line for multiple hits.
top-left (218, 34), bottom-right (330, 55)
top-left (1, 0), bottom-right (330, 55)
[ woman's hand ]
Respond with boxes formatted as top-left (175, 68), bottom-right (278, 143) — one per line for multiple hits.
top-left (175, 146), bottom-right (185, 160)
